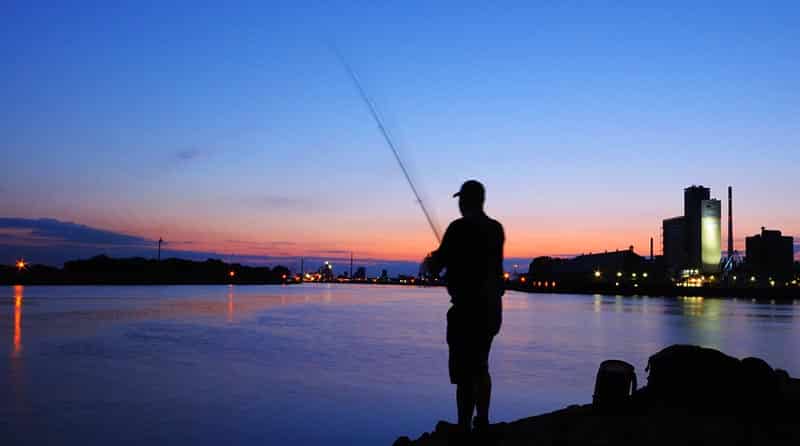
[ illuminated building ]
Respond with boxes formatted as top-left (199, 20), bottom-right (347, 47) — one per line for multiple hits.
top-left (319, 261), bottom-right (335, 281)
top-left (684, 185), bottom-right (710, 270)
top-left (528, 247), bottom-right (647, 284)
top-left (701, 199), bottom-right (721, 273)
top-left (746, 228), bottom-right (794, 278)
top-left (663, 185), bottom-right (721, 274)
top-left (353, 267), bottom-right (367, 281)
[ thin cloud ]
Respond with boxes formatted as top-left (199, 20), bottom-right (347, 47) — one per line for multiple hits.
top-left (242, 193), bottom-right (324, 211)
top-left (224, 239), bottom-right (298, 249)
top-left (175, 149), bottom-right (203, 161)
top-left (316, 249), bottom-right (352, 255)
top-left (250, 194), bottom-right (302, 209)
top-left (0, 218), bottom-right (152, 248)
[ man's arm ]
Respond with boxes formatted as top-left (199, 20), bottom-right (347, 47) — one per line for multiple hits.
top-left (497, 222), bottom-right (506, 296)
top-left (424, 222), bottom-right (455, 276)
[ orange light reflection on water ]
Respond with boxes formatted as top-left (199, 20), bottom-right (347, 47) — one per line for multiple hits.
top-left (227, 285), bottom-right (234, 323)
top-left (13, 285), bottom-right (23, 357)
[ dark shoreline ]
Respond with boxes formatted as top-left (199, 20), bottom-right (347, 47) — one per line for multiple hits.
top-left (4, 279), bottom-right (799, 302)
top-left (0, 280), bottom-right (295, 286)
top-left (1, 255), bottom-right (292, 286)
top-left (505, 282), bottom-right (800, 301)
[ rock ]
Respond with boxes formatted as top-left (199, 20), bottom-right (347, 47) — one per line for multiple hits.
top-left (394, 345), bottom-right (800, 445)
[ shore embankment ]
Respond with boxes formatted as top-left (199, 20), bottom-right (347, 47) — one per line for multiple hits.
top-left (394, 345), bottom-right (800, 446)
top-left (505, 282), bottom-right (800, 301)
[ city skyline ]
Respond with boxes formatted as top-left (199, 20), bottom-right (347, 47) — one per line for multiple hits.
top-left (2, 2), bottom-right (799, 271)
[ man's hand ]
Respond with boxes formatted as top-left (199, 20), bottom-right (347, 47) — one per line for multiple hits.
top-left (421, 252), bottom-right (444, 278)
top-left (419, 254), bottom-right (434, 277)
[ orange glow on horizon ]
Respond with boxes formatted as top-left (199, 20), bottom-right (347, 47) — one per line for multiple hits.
top-left (71, 213), bottom-right (678, 263)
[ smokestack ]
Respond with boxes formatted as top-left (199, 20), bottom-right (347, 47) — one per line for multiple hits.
top-left (350, 252), bottom-right (354, 278)
top-left (650, 237), bottom-right (654, 260)
top-left (728, 186), bottom-right (734, 257)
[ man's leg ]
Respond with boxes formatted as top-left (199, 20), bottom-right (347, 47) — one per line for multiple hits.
top-left (456, 382), bottom-right (475, 432)
top-left (474, 371), bottom-right (491, 422)
top-left (473, 335), bottom-right (494, 428)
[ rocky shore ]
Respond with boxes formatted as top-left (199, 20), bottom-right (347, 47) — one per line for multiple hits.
top-left (394, 345), bottom-right (800, 446)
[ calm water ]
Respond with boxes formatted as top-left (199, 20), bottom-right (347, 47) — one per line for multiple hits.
top-left (2, 284), bottom-right (799, 445)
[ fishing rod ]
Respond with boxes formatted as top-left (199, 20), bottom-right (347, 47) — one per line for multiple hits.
top-left (333, 49), bottom-right (443, 244)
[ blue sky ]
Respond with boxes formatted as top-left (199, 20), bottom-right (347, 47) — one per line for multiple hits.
top-left (1, 1), bottom-right (798, 273)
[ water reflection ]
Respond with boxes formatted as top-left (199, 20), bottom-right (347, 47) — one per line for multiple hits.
top-left (13, 285), bottom-right (23, 357)
top-left (681, 296), bottom-right (705, 318)
top-left (227, 285), bottom-right (234, 323)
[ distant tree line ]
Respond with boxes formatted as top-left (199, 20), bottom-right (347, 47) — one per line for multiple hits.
top-left (0, 255), bottom-right (291, 285)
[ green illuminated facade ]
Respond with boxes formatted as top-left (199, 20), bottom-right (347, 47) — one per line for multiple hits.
top-left (701, 199), bottom-right (721, 272)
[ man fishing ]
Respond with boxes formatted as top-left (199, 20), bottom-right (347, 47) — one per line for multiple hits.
top-left (424, 179), bottom-right (505, 434)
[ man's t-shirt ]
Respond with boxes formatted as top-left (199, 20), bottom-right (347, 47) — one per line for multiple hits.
top-left (431, 212), bottom-right (505, 312)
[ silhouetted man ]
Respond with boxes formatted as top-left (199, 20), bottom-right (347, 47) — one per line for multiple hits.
top-left (424, 180), bottom-right (505, 433)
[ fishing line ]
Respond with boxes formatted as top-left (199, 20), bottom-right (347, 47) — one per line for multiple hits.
top-left (332, 46), bottom-right (442, 244)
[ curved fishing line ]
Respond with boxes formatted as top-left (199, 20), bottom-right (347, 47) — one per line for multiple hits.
top-left (332, 47), bottom-right (442, 243)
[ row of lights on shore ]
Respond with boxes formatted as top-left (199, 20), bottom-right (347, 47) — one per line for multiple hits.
top-left (593, 271), bottom-right (649, 279)
top-left (15, 256), bottom-right (794, 288)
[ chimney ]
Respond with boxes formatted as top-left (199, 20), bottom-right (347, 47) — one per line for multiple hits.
top-left (727, 186), bottom-right (734, 257)
top-left (650, 237), bottom-right (654, 260)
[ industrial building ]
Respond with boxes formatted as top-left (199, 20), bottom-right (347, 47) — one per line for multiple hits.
top-left (663, 185), bottom-right (722, 274)
top-left (528, 247), bottom-right (650, 286)
top-left (701, 199), bottom-right (722, 272)
top-left (663, 216), bottom-right (687, 270)
top-left (746, 228), bottom-right (794, 278)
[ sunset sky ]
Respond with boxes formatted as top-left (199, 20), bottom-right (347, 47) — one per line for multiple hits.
top-left (2, 2), bottom-right (799, 273)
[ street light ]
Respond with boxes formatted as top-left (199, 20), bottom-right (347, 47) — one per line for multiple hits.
top-left (594, 271), bottom-right (601, 278)
top-left (16, 259), bottom-right (26, 271)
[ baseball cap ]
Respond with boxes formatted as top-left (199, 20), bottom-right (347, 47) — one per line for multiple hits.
top-left (453, 180), bottom-right (485, 202)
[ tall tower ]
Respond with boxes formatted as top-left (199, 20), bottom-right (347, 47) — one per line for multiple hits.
top-left (727, 186), bottom-right (734, 258)
top-left (684, 185), bottom-right (711, 270)
top-left (701, 199), bottom-right (722, 272)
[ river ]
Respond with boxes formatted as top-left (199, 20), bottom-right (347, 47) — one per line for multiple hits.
top-left (2, 284), bottom-right (798, 445)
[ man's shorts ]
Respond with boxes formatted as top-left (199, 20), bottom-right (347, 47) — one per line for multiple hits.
top-left (446, 305), bottom-right (496, 385)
